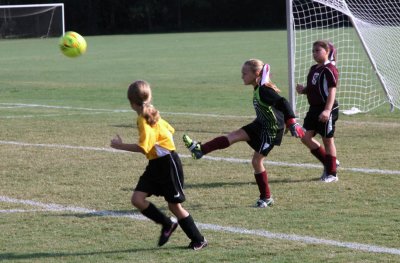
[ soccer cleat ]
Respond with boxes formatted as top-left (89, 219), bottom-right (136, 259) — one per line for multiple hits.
top-left (158, 222), bottom-right (178, 247)
top-left (255, 197), bottom-right (274, 208)
top-left (182, 134), bottom-right (204, 159)
top-left (320, 159), bottom-right (340, 181)
top-left (321, 174), bottom-right (338, 183)
top-left (188, 238), bottom-right (208, 251)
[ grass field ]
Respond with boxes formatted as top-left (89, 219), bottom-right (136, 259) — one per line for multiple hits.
top-left (1, 31), bottom-right (400, 263)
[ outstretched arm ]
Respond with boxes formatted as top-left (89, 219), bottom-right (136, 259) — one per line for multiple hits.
top-left (110, 135), bottom-right (145, 154)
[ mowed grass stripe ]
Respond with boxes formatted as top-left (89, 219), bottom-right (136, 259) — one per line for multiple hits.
top-left (2, 103), bottom-right (400, 128)
top-left (1, 140), bottom-right (399, 176)
top-left (1, 195), bottom-right (400, 256)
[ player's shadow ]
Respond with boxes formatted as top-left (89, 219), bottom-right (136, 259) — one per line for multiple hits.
top-left (59, 209), bottom-right (136, 218)
top-left (185, 181), bottom-right (254, 189)
top-left (269, 177), bottom-right (320, 183)
top-left (184, 177), bottom-right (317, 189)
top-left (0, 246), bottom-right (189, 261)
top-left (121, 182), bottom-right (253, 192)
top-left (120, 177), bottom-right (317, 193)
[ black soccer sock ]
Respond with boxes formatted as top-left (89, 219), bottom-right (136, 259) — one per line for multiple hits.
top-left (141, 202), bottom-right (172, 227)
top-left (178, 214), bottom-right (203, 242)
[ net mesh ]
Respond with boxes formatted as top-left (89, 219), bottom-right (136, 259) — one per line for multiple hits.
top-left (291, 0), bottom-right (400, 117)
top-left (0, 5), bottom-right (63, 39)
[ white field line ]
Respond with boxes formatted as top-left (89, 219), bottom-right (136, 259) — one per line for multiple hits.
top-left (0, 103), bottom-right (251, 118)
top-left (0, 112), bottom-right (114, 119)
top-left (1, 196), bottom-right (399, 255)
top-left (1, 103), bottom-right (400, 127)
top-left (0, 140), bottom-right (399, 175)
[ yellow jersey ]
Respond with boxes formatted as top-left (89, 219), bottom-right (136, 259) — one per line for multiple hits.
top-left (136, 115), bottom-right (176, 160)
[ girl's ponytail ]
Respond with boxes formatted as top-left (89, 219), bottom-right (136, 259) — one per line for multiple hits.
top-left (328, 42), bottom-right (337, 65)
top-left (142, 102), bottom-right (160, 126)
top-left (127, 80), bottom-right (160, 125)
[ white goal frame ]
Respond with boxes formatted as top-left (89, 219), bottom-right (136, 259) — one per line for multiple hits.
top-left (287, 0), bottom-right (399, 117)
top-left (0, 3), bottom-right (65, 38)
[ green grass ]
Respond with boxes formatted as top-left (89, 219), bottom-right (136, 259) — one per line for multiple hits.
top-left (1, 31), bottom-right (400, 262)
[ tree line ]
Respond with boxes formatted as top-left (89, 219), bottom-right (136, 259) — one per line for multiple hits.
top-left (1, 0), bottom-right (286, 35)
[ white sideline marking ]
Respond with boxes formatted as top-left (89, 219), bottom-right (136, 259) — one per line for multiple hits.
top-left (2, 103), bottom-right (400, 127)
top-left (0, 140), bottom-right (122, 153)
top-left (203, 156), bottom-right (400, 175)
top-left (0, 140), bottom-right (399, 175)
top-left (0, 103), bottom-right (251, 118)
top-left (0, 112), bottom-right (112, 119)
top-left (0, 103), bottom-right (128, 112)
top-left (1, 196), bottom-right (400, 255)
top-left (0, 209), bottom-right (46, 213)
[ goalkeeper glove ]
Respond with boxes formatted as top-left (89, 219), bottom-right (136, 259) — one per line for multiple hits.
top-left (286, 118), bottom-right (305, 138)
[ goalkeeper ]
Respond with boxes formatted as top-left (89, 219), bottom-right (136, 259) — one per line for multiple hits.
top-left (183, 59), bottom-right (304, 208)
top-left (296, 40), bottom-right (339, 183)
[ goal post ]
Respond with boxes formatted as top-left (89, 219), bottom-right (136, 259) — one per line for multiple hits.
top-left (0, 3), bottom-right (64, 39)
top-left (287, 0), bottom-right (400, 118)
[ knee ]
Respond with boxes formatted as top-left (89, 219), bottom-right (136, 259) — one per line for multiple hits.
top-left (131, 193), bottom-right (144, 209)
top-left (251, 158), bottom-right (259, 168)
top-left (251, 157), bottom-right (264, 171)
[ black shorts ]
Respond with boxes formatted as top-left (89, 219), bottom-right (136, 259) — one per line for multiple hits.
top-left (135, 151), bottom-right (186, 203)
top-left (303, 105), bottom-right (339, 138)
top-left (241, 120), bottom-right (283, 156)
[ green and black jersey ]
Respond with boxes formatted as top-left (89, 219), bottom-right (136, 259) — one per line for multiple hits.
top-left (252, 85), bottom-right (296, 143)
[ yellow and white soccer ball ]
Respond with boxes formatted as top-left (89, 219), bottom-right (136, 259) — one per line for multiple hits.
top-left (59, 31), bottom-right (87, 58)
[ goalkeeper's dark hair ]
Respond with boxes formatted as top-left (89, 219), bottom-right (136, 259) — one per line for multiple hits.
top-left (127, 80), bottom-right (160, 126)
top-left (313, 40), bottom-right (337, 63)
top-left (243, 59), bottom-right (281, 93)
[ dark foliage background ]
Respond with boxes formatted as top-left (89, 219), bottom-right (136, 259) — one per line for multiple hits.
top-left (0, 0), bottom-right (286, 35)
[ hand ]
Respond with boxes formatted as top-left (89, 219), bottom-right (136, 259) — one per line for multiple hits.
top-left (296, 84), bottom-right (305, 94)
top-left (318, 110), bottom-right (330, 122)
top-left (286, 118), bottom-right (305, 138)
top-left (110, 134), bottom-right (123, 149)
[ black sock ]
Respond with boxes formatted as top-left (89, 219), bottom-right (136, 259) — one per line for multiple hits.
top-left (141, 202), bottom-right (172, 227)
top-left (178, 214), bottom-right (203, 243)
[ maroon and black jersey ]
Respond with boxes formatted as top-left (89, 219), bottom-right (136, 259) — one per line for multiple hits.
top-left (305, 62), bottom-right (339, 107)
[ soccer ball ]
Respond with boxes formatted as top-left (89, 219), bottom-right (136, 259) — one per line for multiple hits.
top-left (59, 31), bottom-right (87, 58)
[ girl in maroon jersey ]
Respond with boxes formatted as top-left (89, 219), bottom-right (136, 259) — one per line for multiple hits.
top-left (296, 40), bottom-right (339, 183)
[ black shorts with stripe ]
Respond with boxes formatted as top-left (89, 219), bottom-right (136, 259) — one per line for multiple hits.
top-left (241, 120), bottom-right (284, 156)
top-left (135, 151), bottom-right (185, 203)
top-left (303, 105), bottom-right (339, 138)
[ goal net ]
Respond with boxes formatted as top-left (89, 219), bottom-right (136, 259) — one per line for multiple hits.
top-left (0, 3), bottom-right (64, 39)
top-left (287, 0), bottom-right (400, 118)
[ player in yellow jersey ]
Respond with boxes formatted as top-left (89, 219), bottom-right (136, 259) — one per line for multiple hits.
top-left (110, 80), bottom-right (207, 250)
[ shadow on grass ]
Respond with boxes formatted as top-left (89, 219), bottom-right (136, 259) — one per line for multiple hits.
top-left (120, 177), bottom-right (318, 193)
top-left (57, 209), bottom-right (136, 218)
top-left (184, 177), bottom-right (318, 189)
top-left (269, 177), bottom-right (320, 183)
top-left (0, 246), bottom-right (190, 261)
